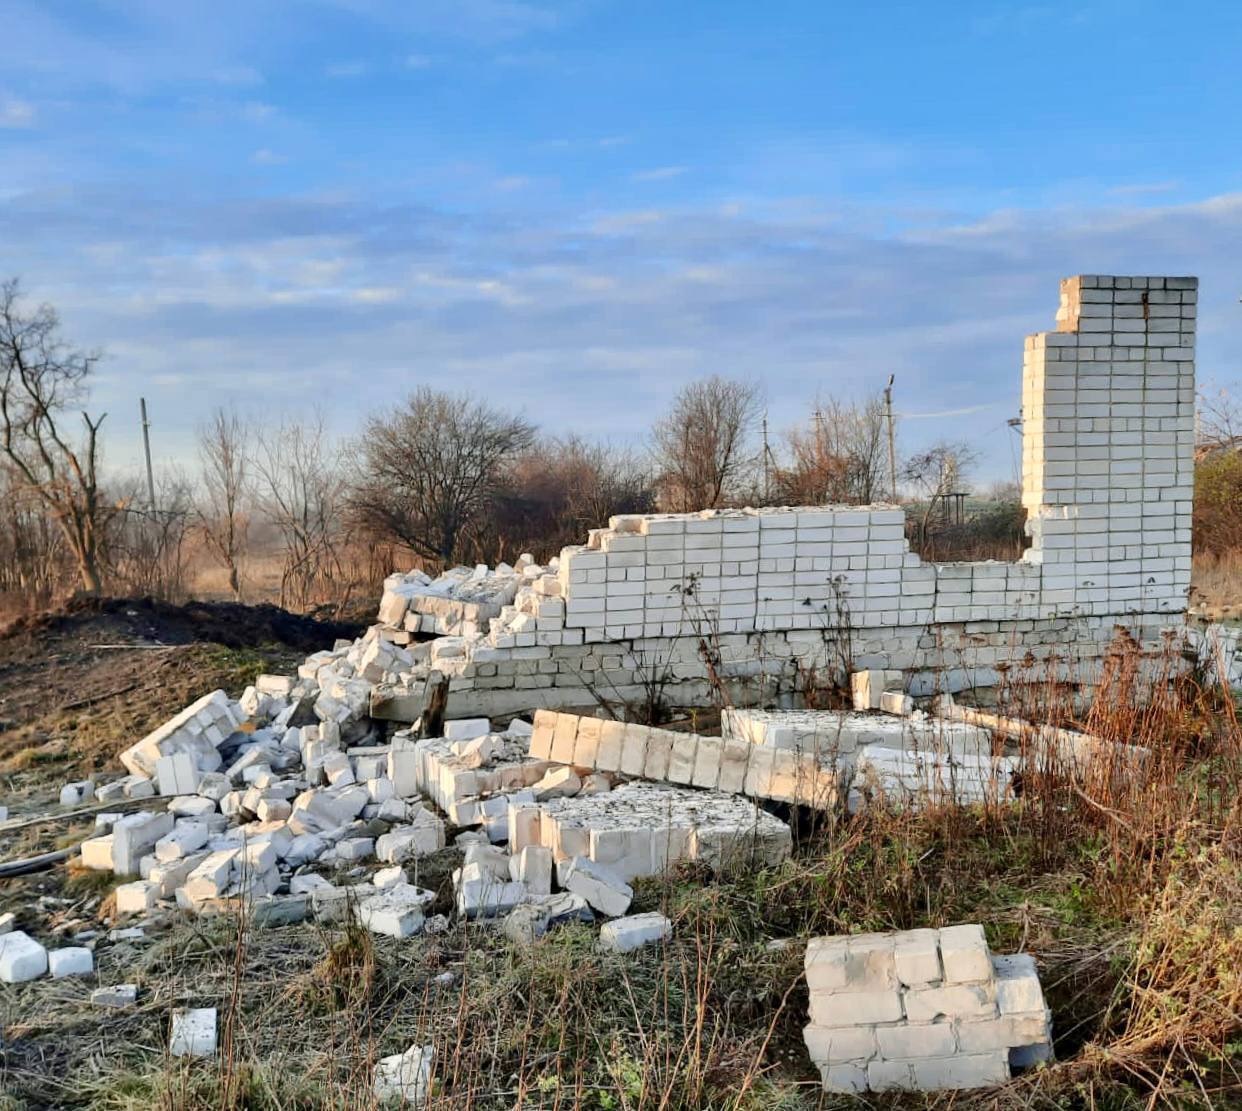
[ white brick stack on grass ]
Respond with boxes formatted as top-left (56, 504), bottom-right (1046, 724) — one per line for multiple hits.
top-left (525, 781), bottom-right (792, 881)
top-left (528, 709), bottom-right (838, 809)
top-left (803, 924), bottom-right (1053, 1093)
top-left (721, 706), bottom-right (1017, 812)
top-left (118, 690), bottom-right (245, 779)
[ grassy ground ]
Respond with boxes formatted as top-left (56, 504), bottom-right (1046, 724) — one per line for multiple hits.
top-left (0, 624), bottom-right (1239, 1109)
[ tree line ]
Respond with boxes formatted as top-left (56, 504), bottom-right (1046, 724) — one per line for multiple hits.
top-left (0, 280), bottom-right (1046, 612)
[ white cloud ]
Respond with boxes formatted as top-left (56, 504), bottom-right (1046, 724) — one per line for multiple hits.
top-left (3, 185), bottom-right (1239, 482)
top-left (0, 97), bottom-right (36, 128)
top-left (251, 149), bottom-right (287, 165)
top-left (404, 53), bottom-right (432, 68)
top-left (630, 166), bottom-right (687, 183)
top-left (212, 65), bottom-right (263, 87)
top-left (325, 61), bottom-right (369, 78)
top-left (241, 100), bottom-right (276, 122)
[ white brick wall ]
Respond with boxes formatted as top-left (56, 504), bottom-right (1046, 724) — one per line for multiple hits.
top-left (409, 275), bottom-right (1196, 715)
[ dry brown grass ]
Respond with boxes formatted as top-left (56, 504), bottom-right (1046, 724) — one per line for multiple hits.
top-left (1, 635), bottom-right (1239, 1109)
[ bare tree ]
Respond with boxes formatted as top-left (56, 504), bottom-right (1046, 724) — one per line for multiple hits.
top-left (775, 393), bottom-right (888, 505)
top-left (253, 414), bottom-right (346, 610)
top-left (196, 407), bottom-right (250, 600)
top-left (0, 279), bottom-right (119, 595)
top-left (1197, 381), bottom-right (1242, 460)
top-left (107, 471), bottom-right (195, 602)
top-left (652, 376), bottom-right (762, 511)
top-left (349, 388), bottom-right (536, 566)
top-left (903, 440), bottom-right (979, 549)
top-left (484, 436), bottom-right (653, 560)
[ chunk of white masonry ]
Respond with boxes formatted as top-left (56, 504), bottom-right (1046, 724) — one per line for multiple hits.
top-left (170, 1008), bottom-right (218, 1057)
top-left (0, 931), bottom-right (48, 982)
top-left (373, 1043), bottom-right (434, 1106)
top-left (599, 912), bottom-right (671, 953)
top-left (92, 984), bottom-right (138, 1008)
top-left (561, 856), bottom-right (632, 917)
top-left (358, 884), bottom-right (434, 939)
top-left (443, 718), bottom-right (490, 742)
top-left (115, 880), bottom-right (160, 916)
top-left (48, 946), bottom-right (93, 978)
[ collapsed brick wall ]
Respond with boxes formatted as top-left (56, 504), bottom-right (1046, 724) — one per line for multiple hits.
top-left (376, 275), bottom-right (1197, 718)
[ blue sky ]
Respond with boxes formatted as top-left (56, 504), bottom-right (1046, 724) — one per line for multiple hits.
top-left (2, 0), bottom-right (1241, 485)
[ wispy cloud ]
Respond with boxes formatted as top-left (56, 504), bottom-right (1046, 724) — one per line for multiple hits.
top-left (493, 175), bottom-right (533, 192)
top-left (325, 61), bottom-right (369, 78)
top-left (212, 65), bottom-right (263, 87)
top-left (0, 97), bottom-right (36, 129)
top-left (251, 148), bottom-right (287, 165)
top-left (1109, 181), bottom-right (1181, 196)
top-left (3, 183), bottom-right (1239, 481)
top-left (240, 100), bottom-right (277, 123)
top-left (899, 403), bottom-right (998, 419)
top-left (404, 53), bottom-right (432, 69)
top-left (630, 166), bottom-right (687, 183)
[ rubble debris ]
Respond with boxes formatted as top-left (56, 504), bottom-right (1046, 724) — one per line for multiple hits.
top-left (502, 892), bottom-right (593, 944)
top-left (803, 924), bottom-right (1053, 1093)
top-left (530, 781), bottom-right (792, 880)
top-left (373, 1042), bottom-right (435, 1106)
top-left (358, 884), bottom-right (434, 938)
top-left (722, 707), bottom-right (1018, 811)
top-left (91, 984), bottom-right (138, 1008)
top-left (0, 912), bottom-right (16, 934)
top-left (120, 690), bottom-right (243, 778)
top-left (529, 710), bottom-right (837, 809)
top-left (599, 912), bottom-right (672, 953)
top-left (170, 1007), bottom-right (218, 1058)
top-left (48, 946), bottom-right (93, 978)
top-left (851, 669), bottom-right (903, 711)
top-left (935, 697), bottom-right (1148, 775)
top-left (560, 856), bottom-right (632, 917)
top-left (0, 931), bottom-right (49, 983)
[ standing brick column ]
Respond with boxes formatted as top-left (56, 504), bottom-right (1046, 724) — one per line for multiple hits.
top-left (1020, 275), bottom-right (1195, 618)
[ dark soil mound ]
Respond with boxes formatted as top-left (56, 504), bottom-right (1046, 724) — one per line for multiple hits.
top-left (0, 596), bottom-right (365, 654)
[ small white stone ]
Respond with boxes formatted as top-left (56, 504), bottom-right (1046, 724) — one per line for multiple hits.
top-left (374, 1043), bottom-right (434, 1105)
top-left (170, 1007), bottom-right (217, 1057)
top-left (0, 931), bottom-right (48, 982)
top-left (92, 983), bottom-right (138, 1008)
top-left (599, 912), bottom-right (671, 953)
top-left (48, 946), bottom-right (93, 978)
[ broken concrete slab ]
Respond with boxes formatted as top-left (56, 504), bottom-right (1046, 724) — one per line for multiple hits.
top-left (502, 892), bottom-right (593, 944)
top-left (357, 883), bottom-right (434, 938)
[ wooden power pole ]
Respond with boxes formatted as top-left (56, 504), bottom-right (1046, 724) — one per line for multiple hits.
top-left (883, 375), bottom-right (897, 502)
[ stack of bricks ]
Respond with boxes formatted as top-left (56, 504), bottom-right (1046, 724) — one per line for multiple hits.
top-left (804, 924), bottom-right (1053, 1093)
top-left (721, 707), bottom-right (1016, 811)
top-left (1022, 275), bottom-right (1195, 617)
top-left (119, 690), bottom-right (244, 780)
top-left (511, 780), bottom-right (793, 880)
top-left (528, 710), bottom-right (838, 809)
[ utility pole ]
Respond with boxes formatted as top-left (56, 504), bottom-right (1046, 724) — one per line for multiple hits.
top-left (139, 397), bottom-right (157, 513)
top-left (883, 374), bottom-right (897, 502)
top-left (761, 413), bottom-right (770, 504)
